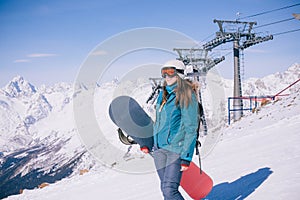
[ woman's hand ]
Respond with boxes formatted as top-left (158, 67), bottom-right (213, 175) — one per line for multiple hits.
top-left (180, 164), bottom-right (189, 171)
top-left (140, 146), bottom-right (149, 154)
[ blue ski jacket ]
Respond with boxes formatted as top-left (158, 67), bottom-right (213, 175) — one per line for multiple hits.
top-left (153, 83), bottom-right (199, 163)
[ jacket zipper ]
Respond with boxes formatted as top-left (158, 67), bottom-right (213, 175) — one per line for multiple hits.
top-left (166, 97), bottom-right (176, 145)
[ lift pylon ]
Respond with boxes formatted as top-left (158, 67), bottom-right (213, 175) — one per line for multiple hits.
top-left (204, 19), bottom-right (273, 121)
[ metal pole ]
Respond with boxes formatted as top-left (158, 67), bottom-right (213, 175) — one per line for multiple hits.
top-left (228, 97), bottom-right (231, 125)
top-left (233, 39), bottom-right (243, 121)
top-left (198, 90), bottom-right (208, 135)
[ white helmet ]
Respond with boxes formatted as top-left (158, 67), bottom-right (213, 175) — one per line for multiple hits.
top-left (162, 60), bottom-right (185, 77)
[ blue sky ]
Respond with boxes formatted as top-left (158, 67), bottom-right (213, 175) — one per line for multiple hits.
top-left (0, 0), bottom-right (299, 87)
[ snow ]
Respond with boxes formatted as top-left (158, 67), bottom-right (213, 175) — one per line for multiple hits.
top-left (204, 93), bottom-right (300, 199)
top-left (1, 63), bottom-right (300, 199)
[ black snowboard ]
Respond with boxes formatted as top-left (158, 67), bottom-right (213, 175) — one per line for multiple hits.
top-left (109, 95), bottom-right (154, 150)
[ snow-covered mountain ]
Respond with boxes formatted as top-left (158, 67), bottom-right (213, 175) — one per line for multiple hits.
top-left (233, 63), bottom-right (299, 96)
top-left (0, 77), bottom-right (96, 199)
top-left (0, 63), bottom-right (299, 199)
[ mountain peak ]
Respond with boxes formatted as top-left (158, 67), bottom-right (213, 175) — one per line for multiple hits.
top-left (3, 75), bottom-right (37, 98)
top-left (287, 63), bottom-right (300, 74)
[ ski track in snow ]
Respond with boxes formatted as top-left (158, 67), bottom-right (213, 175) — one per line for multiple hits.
top-left (1, 64), bottom-right (300, 199)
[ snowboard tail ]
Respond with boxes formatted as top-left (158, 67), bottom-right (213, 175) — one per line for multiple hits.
top-left (109, 95), bottom-right (213, 199)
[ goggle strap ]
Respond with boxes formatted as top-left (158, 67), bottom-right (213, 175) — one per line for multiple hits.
top-left (176, 69), bottom-right (184, 74)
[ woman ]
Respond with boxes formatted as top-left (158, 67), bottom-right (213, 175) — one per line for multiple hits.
top-left (142, 60), bottom-right (199, 200)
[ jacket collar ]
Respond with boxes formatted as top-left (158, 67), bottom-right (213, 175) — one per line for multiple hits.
top-left (166, 83), bottom-right (177, 94)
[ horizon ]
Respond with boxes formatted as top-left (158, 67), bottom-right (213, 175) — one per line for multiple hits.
top-left (2, 62), bottom-right (298, 89)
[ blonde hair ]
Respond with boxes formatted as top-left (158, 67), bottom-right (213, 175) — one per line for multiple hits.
top-left (162, 75), bottom-right (197, 108)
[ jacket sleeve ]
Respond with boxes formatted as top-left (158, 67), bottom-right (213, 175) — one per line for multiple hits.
top-left (180, 94), bottom-right (199, 162)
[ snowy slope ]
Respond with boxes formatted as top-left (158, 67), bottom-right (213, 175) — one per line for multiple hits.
top-left (204, 87), bottom-right (300, 199)
top-left (1, 63), bottom-right (300, 199)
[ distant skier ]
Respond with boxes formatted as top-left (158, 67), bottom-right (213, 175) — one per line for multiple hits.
top-left (141, 60), bottom-right (199, 200)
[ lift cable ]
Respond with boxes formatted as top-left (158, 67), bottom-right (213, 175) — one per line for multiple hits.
top-left (273, 28), bottom-right (300, 36)
top-left (254, 17), bottom-right (295, 29)
top-left (201, 33), bottom-right (215, 43)
top-left (239, 3), bottom-right (300, 20)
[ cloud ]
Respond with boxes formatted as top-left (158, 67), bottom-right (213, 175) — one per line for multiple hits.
top-left (13, 59), bottom-right (31, 63)
top-left (27, 53), bottom-right (58, 58)
top-left (13, 53), bottom-right (58, 63)
top-left (90, 50), bottom-right (108, 56)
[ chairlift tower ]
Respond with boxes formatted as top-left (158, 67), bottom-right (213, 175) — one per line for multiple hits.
top-left (173, 48), bottom-right (225, 76)
top-left (203, 19), bottom-right (273, 121)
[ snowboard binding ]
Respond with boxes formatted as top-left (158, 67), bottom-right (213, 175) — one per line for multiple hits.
top-left (117, 128), bottom-right (137, 145)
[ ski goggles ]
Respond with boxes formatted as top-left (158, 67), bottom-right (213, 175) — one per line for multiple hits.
top-left (161, 67), bottom-right (177, 78)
